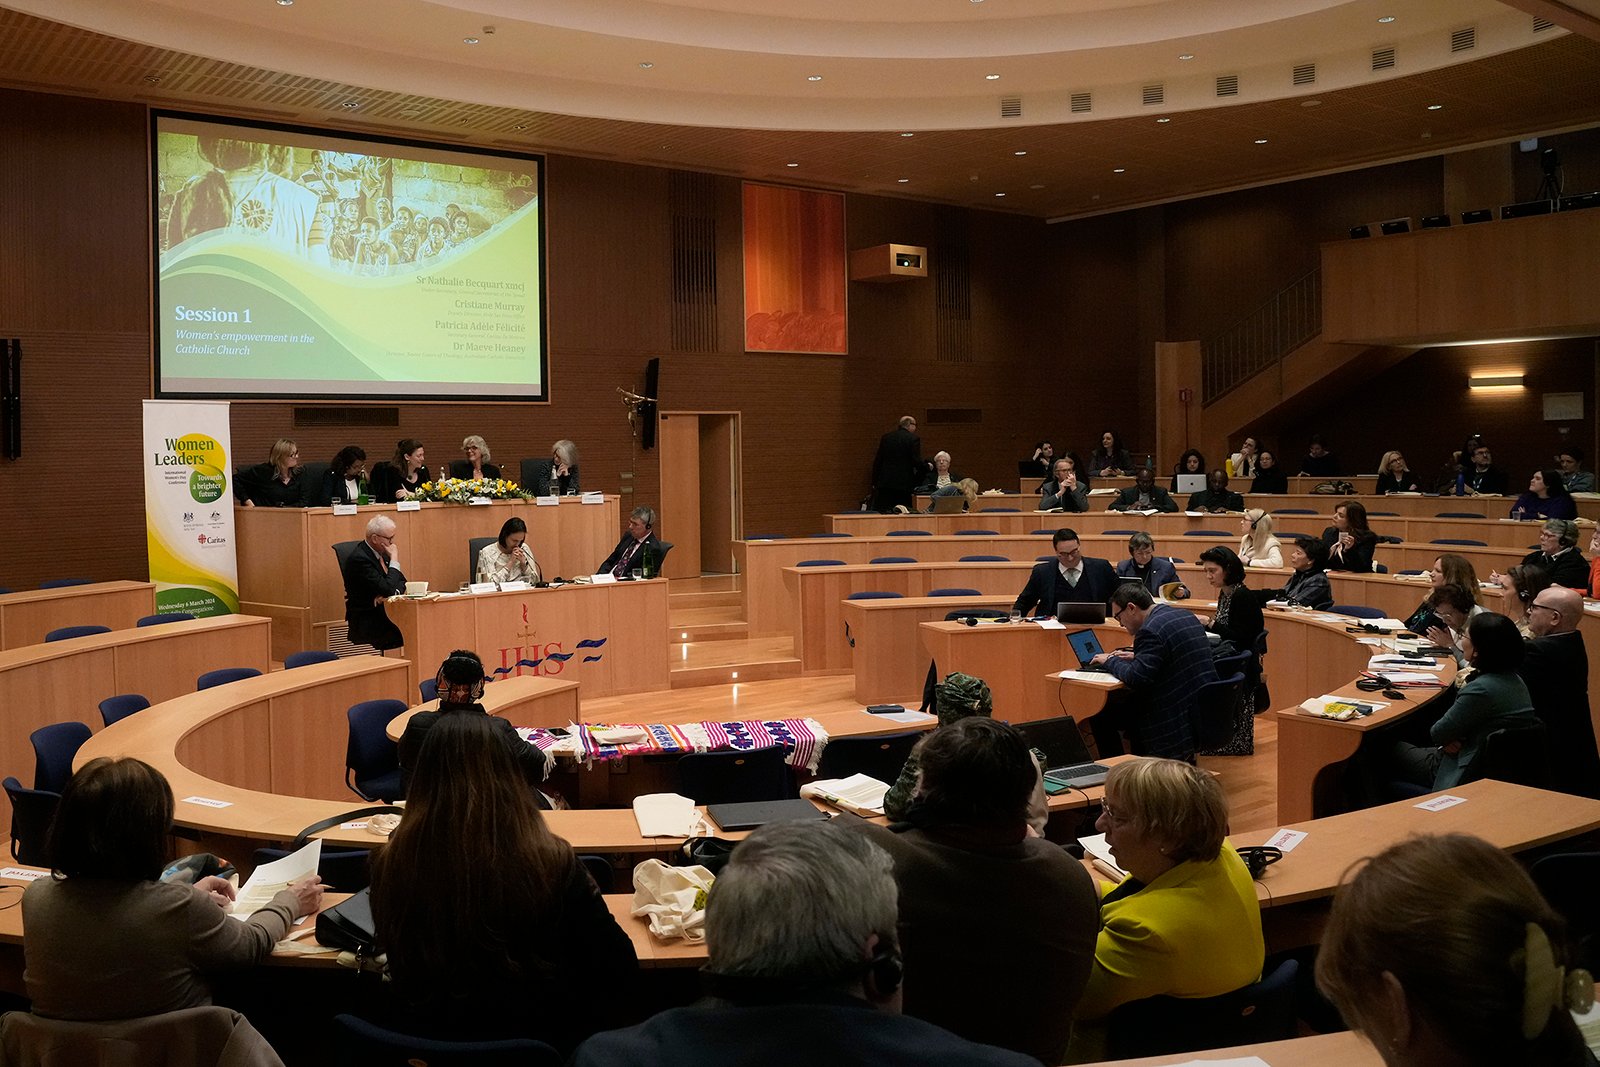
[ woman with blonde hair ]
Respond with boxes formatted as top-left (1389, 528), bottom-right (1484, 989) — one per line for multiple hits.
top-left (1376, 450), bottom-right (1423, 494)
top-left (1317, 833), bottom-right (1595, 1067)
top-left (449, 434), bottom-right (500, 480)
top-left (1237, 509), bottom-right (1283, 568)
top-left (235, 437), bottom-right (306, 507)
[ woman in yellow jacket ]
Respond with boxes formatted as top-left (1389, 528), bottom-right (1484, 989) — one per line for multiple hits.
top-left (1069, 758), bottom-right (1265, 1060)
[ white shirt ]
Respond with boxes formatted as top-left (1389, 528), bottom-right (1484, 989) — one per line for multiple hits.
top-left (1057, 563), bottom-right (1083, 586)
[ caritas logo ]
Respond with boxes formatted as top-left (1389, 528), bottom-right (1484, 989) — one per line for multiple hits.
top-left (197, 533), bottom-right (228, 545)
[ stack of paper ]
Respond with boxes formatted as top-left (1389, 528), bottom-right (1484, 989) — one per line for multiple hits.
top-left (633, 793), bottom-right (702, 838)
top-left (232, 839), bottom-right (320, 920)
top-left (800, 774), bottom-right (891, 816)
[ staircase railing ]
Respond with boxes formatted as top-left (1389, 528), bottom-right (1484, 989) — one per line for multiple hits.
top-left (1201, 268), bottom-right (1321, 404)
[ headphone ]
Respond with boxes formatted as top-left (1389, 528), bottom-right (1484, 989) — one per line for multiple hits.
top-left (1237, 845), bottom-right (1283, 880)
top-left (1248, 512), bottom-right (1261, 531)
top-left (437, 654), bottom-right (487, 702)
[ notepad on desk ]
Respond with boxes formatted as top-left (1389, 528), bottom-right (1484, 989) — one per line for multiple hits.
top-left (1078, 833), bottom-right (1128, 883)
top-left (800, 774), bottom-right (891, 817)
top-left (633, 793), bottom-right (702, 838)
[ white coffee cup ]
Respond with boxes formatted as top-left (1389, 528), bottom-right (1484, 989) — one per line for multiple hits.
top-left (404, 580), bottom-right (428, 596)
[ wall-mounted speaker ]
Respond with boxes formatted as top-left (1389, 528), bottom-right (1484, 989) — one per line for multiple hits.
top-left (640, 357), bottom-right (660, 451)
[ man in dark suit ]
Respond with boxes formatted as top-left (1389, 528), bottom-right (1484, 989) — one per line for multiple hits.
top-left (1107, 467), bottom-right (1178, 513)
top-left (342, 514), bottom-right (407, 650)
top-left (1012, 528), bottom-right (1116, 617)
top-left (1088, 583), bottom-right (1217, 760)
top-left (1186, 469), bottom-right (1244, 513)
top-left (871, 415), bottom-right (922, 513)
top-left (599, 505), bottom-right (666, 577)
top-left (1520, 519), bottom-right (1589, 590)
top-left (529, 439), bottom-right (581, 496)
top-left (1522, 586), bottom-right (1600, 798)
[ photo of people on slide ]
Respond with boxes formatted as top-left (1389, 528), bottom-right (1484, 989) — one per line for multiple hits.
top-left (158, 132), bottom-right (537, 275)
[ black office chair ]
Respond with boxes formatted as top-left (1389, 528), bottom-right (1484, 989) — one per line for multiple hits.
top-left (1184, 529), bottom-right (1231, 537)
top-left (284, 649), bottom-right (340, 669)
top-left (136, 612), bottom-right (195, 627)
top-left (468, 535), bottom-right (497, 582)
top-left (953, 529), bottom-right (998, 536)
top-left (1191, 672), bottom-right (1246, 752)
top-left (796, 559), bottom-right (846, 567)
top-left (958, 555), bottom-right (1009, 562)
top-left (30, 722), bottom-right (92, 793)
top-left (1105, 959), bottom-right (1299, 1058)
top-left (3, 777), bottom-right (59, 866)
top-left (886, 530), bottom-right (932, 536)
top-left (1435, 511), bottom-right (1483, 519)
top-left (1531, 852), bottom-right (1600, 972)
top-left (676, 745), bottom-right (794, 805)
top-left (253, 846), bottom-right (373, 893)
top-left (869, 557), bottom-right (917, 565)
top-left (1431, 538), bottom-right (1488, 546)
top-left (332, 1014), bottom-right (561, 1067)
top-left (1467, 721), bottom-right (1552, 789)
top-left (1103, 529), bottom-right (1139, 535)
top-left (1271, 508), bottom-right (1316, 515)
top-left (44, 624), bottom-right (111, 642)
top-left (815, 731), bottom-right (922, 784)
top-left (37, 578), bottom-right (92, 589)
top-left (196, 666), bottom-right (262, 690)
top-left (928, 588), bottom-right (981, 596)
top-left (847, 591), bottom-right (903, 600)
top-left (98, 693), bottom-right (151, 728)
top-left (1331, 604), bottom-right (1385, 619)
top-left (419, 677), bottom-right (440, 703)
top-left (346, 699), bottom-right (408, 802)
top-left (578, 854), bottom-right (617, 893)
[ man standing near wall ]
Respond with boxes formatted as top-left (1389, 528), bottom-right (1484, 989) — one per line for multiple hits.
top-left (872, 415), bottom-right (922, 513)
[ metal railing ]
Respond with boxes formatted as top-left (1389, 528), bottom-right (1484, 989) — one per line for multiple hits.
top-left (1201, 268), bottom-right (1321, 404)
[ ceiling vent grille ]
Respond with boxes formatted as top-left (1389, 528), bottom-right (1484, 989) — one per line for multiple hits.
top-left (1070, 92), bottom-right (1091, 113)
top-left (1451, 26), bottom-right (1476, 52)
top-left (1215, 74), bottom-right (1239, 97)
top-left (1142, 84), bottom-right (1164, 106)
top-left (999, 95), bottom-right (1022, 118)
top-left (1292, 63), bottom-right (1316, 86)
top-left (1533, 16), bottom-right (1554, 32)
top-left (1372, 47), bottom-right (1396, 71)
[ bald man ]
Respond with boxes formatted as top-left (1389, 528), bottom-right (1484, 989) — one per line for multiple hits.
top-left (342, 515), bottom-right (407, 650)
top-left (1521, 586), bottom-right (1599, 798)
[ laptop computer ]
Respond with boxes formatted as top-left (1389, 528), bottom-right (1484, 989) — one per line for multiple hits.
top-left (928, 494), bottom-right (965, 514)
top-left (1065, 628), bottom-right (1112, 673)
top-left (1015, 715), bottom-right (1111, 791)
top-left (1175, 473), bottom-right (1207, 495)
top-left (707, 798), bottom-right (829, 832)
top-left (1056, 602), bottom-right (1108, 625)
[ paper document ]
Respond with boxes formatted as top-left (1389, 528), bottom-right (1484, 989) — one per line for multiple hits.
top-left (1058, 670), bottom-right (1121, 685)
top-left (868, 710), bottom-right (936, 725)
top-left (592, 725), bottom-right (649, 745)
top-left (232, 839), bottom-right (320, 920)
top-left (633, 793), bottom-right (702, 837)
top-left (1298, 695), bottom-right (1388, 720)
top-left (800, 774), bottom-right (891, 816)
top-left (1078, 833), bottom-right (1128, 881)
top-left (1032, 617), bottom-right (1066, 630)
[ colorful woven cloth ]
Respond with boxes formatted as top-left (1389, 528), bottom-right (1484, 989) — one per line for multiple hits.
top-left (547, 718), bottom-right (830, 773)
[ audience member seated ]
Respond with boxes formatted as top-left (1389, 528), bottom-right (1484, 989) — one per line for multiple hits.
top-left (1316, 833), bottom-right (1598, 1067)
top-left (1393, 614), bottom-right (1540, 791)
top-left (917, 451), bottom-right (962, 495)
top-left (398, 650), bottom-right (548, 798)
top-left (1522, 586), bottom-right (1600, 799)
top-left (22, 757), bottom-right (323, 1019)
top-left (1249, 449), bottom-right (1288, 494)
top-left (1375, 450), bottom-right (1423, 494)
top-left (1557, 447), bottom-right (1595, 493)
top-left (1510, 469), bottom-right (1577, 521)
top-left (343, 514), bottom-right (407, 650)
top-left (1521, 519), bottom-right (1588, 590)
top-left (1421, 583), bottom-right (1478, 668)
top-left (1298, 434), bottom-right (1341, 477)
top-left (1069, 759), bottom-right (1264, 1060)
top-left (842, 718), bottom-right (1097, 1064)
top-left (1258, 536), bottom-right (1334, 610)
top-left (1403, 554), bottom-right (1482, 634)
top-left (1109, 468), bottom-right (1178, 513)
top-left (1461, 443), bottom-right (1508, 496)
top-left (1323, 499), bottom-right (1379, 573)
top-left (1196, 546), bottom-right (1265, 756)
top-left (926, 476), bottom-right (978, 513)
top-left (529, 439), bottom-right (581, 496)
top-left (1590, 527), bottom-right (1600, 598)
top-left (1012, 528), bottom-right (1116, 617)
top-left (598, 505), bottom-right (664, 577)
top-left (371, 713), bottom-right (634, 1055)
top-left (1488, 564), bottom-right (1552, 638)
top-left (448, 434), bottom-right (501, 481)
top-left (476, 517), bottom-right (543, 585)
top-left (571, 820), bottom-right (1038, 1067)
top-left (1228, 436), bottom-right (1259, 480)
top-left (1091, 430), bottom-right (1133, 477)
top-left (369, 438), bottom-right (426, 503)
top-left (1115, 531), bottom-right (1178, 594)
top-left (314, 445), bottom-right (367, 506)
top-left (1238, 509), bottom-right (1283, 569)
top-left (1168, 449), bottom-right (1205, 493)
top-left (1087, 584), bottom-right (1218, 760)
top-left (1025, 440), bottom-right (1055, 480)
top-left (1041, 457), bottom-right (1089, 512)
top-left (234, 437), bottom-right (306, 508)
top-left (1186, 469), bottom-right (1243, 513)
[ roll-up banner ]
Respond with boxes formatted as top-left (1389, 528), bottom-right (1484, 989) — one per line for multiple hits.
top-left (142, 400), bottom-right (239, 616)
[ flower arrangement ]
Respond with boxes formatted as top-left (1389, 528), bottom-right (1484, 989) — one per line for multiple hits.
top-left (411, 477), bottom-right (532, 503)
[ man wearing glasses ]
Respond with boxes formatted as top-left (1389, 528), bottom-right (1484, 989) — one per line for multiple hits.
top-left (1086, 583), bottom-right (1217, 761)
top-left (1520, 586), bottom-right (1599, 797)
top-left (343, 514), bottom-right (408, 650)
top-left (1011, 528), bottom-right (1116, 618)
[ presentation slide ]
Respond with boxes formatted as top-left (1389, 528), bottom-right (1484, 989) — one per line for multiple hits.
top-left (153, 113), bottom-right (547, 401)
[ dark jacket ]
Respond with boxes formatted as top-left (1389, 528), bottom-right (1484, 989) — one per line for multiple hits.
top-left (528, 457), bottom-right (581, 496)
top-left (342, 541), bottom-right (407, 649)
top-left (397, 704), bottom-right (548, 799)
top-left (1521, 548), bottom-right (1590, 591)
top-left (314, 469), bottom-right (361, 507)
top-left (599, 532), bottom-right (666, 576)
top-left (1463, 465), bottom-right (1509, 495)
top-left (1115, 556), bottom-right (1179, 595)
top-left (1322, 526), bottom-right (1378, 574)
top-left (1109, 486), bottom-right (1179, 513)
top-left (1041, 482), bottom-right (1089, 512)
top-left (1013, 557), bottom-right (1117, 616)
top-left (370, 462), bottom-right (422, 504)
top-left (1101, 603), bottom-right (1219, 760)
top-left (1519, 630), bottom-right (1600, 798)
top-left (1259, 568), bottom-right (1333, 611)
top-left (1299, 452), bottom-right (1341, 477)
top-left (873, 427), bottom-right (923, 494)
top-left (234, 463), bottom-right (307, 507)
top-left (1250, 468), bottom-right (1288, 494)
top-left (1376, 470), bottom-right (1423, 494)
top-left (448, 459), bottom-right (502, 481)
top-left (1186, 488), bottom-right (1244, 513)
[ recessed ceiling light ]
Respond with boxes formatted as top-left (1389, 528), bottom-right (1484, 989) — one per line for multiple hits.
top-left (1029, 183), bottom-right (1044, 190)
top-left (786, 162), bottom-right (799, 167)
top-left (638, 62), bottom-right (654, 69)
top-left (1113, 167), bottom-right (1125, 173)
top-left (1377, 15), bottom-right (1395, 23)
top-left (1254, 138), bottom-right (1269, 144)
top-left (1427, 103), bottom-right (1443, 110)
top-left (1156, 117), bottom-right (1171, 123)
top-left (995, 192), bottom-right (1006, 197)
top-left (1302, 99), bottom-right (1322, 108)
top-left (275, 0), bottom-right (293, 6)
top-left (985, 74), bottom-right (1001, 80)
top-left (463, 36), bottom-right (479, 44)
top-left (512, 123), bottom-right (527, 130)
top-left (897, 178), bottom-right (909, 183)
top-left (1179, 54), bottom-right (1194, 61)
top-left (807, 75), bottom-right (822, 82)
top-left (341, 100), bottom-right (360, 110)
top-left (1013, 150), bottom-right (1027, 156)
top-left (900, 132), bottom-right (914, 137)
top-left (143, 74), bottom-right (161, 84)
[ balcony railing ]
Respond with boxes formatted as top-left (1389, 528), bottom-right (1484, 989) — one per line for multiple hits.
top-left (1201, 268), bottom-right (1321, 404)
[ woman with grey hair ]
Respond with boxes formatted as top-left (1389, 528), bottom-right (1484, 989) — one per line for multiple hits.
top-left (449, 434), bottom-right (500, 480)
top-left (530, 438), bottom-right (581, 496)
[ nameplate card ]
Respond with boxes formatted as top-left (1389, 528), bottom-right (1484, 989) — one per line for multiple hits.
top-left (535, 495), bottom-right (560, 506)
top-left (590, 573), bottom-right (618, 585)
top-left (468, 582), bottom-right (498, 595)
top-left (468, 496), bottom-right (493, 505)
top-left (0, 867), bottom-right (47, 881)
top-left (182, 796), bottom-right (233, 809)
top-left (499, 580), bottom-right (531, 592)
top-left (1416, 794), bottom-right (1468, 812)
top-left (395, 500), bottom-right (421, 512)
top-left (340, 821), bottom-right (369, 830)
top-left (1263, 828), bottom-right (1308, 853)
top-left (331, 503), bottom-right (359, 516)
top-left (581, 492), bottom-right (605, 505)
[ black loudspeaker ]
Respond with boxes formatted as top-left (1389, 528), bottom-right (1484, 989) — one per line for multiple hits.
top-left (1560, 191), bottom-right (1600, 213)
top-left (1461, 209), bottom-right (1493, 225)
top-left (1348, 225), bottom-right (1371, 239)
top-left (1, 338), bottom-right (19, 460)
top-left (1378, 218), bottom-right (1411, 235)
top-left (1501, 200), bottom-right (1554, 219)
top-left (1420, 214), bottom-right (1451, 229)
top-left (639, 357), bottom-right (659, 451)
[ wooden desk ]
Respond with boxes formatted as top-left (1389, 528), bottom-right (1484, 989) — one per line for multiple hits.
top-left (0, 581), bottom-right (156, 650)
top-left (1077, 1030), bottom-right (1379, 1066)
top-left (235, 496), bottom-right (620, 662)
top-left (387, 580), bottom-right (669, 700)
top-left (843, 596), bottom-right (1015, 702)
top-left (0, 615), bottom-right (272, 787)
top-left (918, 619), bottom-right (1128, 723)
top-left (385, 674), bottom-right (582, 741)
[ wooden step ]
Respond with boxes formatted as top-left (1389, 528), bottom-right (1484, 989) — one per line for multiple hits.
top-left (668, 589), bottom-right (742, 609)
top-left (670, 621), bottom-right (749, 642)
top-left (669, 657), bottom-right (801, 688)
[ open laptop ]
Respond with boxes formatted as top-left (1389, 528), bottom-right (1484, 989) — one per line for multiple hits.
top-left (1175, 473), bottom-right (1207, 495)
top-left (928, 494), bottom-right (965, 514)
top-left (1065, 628), bottom-right (1112, 673)
top-left (1056, 602), bottom-right (1108, 625)
top-left (1015, 715), bottom-right (1111, 790)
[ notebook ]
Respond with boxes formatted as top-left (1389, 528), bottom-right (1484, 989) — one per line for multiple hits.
top-left (707, 798), bottom-right (829, 832)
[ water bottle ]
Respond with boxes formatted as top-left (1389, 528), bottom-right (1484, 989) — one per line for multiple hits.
top-left (641, 542), bottom-right (658, 580)
top-left (1145, 453), bottom-right (1153, 470)
top-left (357, 467), bottom-right (371, 505)
top-left (1455, 471), bottom-right (1466, 497)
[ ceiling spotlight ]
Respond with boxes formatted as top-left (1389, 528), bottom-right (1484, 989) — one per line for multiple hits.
top-left (897, 178), bottom-right (909, 183)
top-left (995, 192), bottom-right (1007, 198)
top-left (512, 123), bottom-right (527, 130)
top-left (786, 161), bottom-right (799, 167)
top-left (1113, 167), bottom-right (1125, 173)
top-left (143, 74), bottom-right (161, 84)
top-left (1029, 183), bottom-right (1044, 190)
top-left (1156, 117), bottom-right (1171, 123)
top-left (807, 75), bottom-right (822, 81)
top-left (1179, 53), bottom-right (1194, 61)
top-left (1377, 15), bottom-right (1395, 23)
top-left (1255, 138), bottom-right (1269, 144)
top-left (1427, 103), bottom-right (1443, 110)
top-left (341, 100), bottom-right (360, 109)
top-left (900, 132), bottom-right (914, 137)
top-left (985, 73), bottom-right (1001, 80)
top-left (463, 36), bottom-right (479, 44)
top-left (275, 0), bottom-right (293, 6)
top-left (639, 62), bottom-right (654, 69)
top-left (1013, 150), bottom-right (1027, 156)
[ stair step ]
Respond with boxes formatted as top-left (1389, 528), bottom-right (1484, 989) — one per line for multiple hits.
top-left (668, 589), bottom-right (742, 609)
top-left (669, 622), bottom-right (748, 642)
top-left (669, 657), bottom-right (801, 688)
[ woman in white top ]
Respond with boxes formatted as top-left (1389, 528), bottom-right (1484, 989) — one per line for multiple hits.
top-left (1229, 437), bottom-right (1259, 480)
top-left (476, 517), bottom-right (542, 585)
top-left (1237, 508), bottom-right (1283, 568)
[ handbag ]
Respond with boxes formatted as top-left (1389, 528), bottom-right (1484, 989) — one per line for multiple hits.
top-left (315, 886), bottom-right (377, 955)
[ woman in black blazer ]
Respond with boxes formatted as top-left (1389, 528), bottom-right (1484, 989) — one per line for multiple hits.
top-left (315, 445), bottom-right (367, 506)
top-left (1323, 499), bottom-right (1379, 573)
top-left (371, 438), bottom-right (426, 503)
top-left (1250, 449), bottom-right (1289, 494)
top-left (448, 434), bottom-right (500, 481)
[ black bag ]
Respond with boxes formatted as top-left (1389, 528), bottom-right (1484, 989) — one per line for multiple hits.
top-left (315, 886), bottom-right (377, 954)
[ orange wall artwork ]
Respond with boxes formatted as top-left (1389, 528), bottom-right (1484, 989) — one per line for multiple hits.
top-left (742, 182), bottom-right (847, 354)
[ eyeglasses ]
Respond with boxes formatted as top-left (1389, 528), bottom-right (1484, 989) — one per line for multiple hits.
top-left (1112, 604), bottom-right (1130, 622)
top-left (1529, 602), bottom-right (1561, 615)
